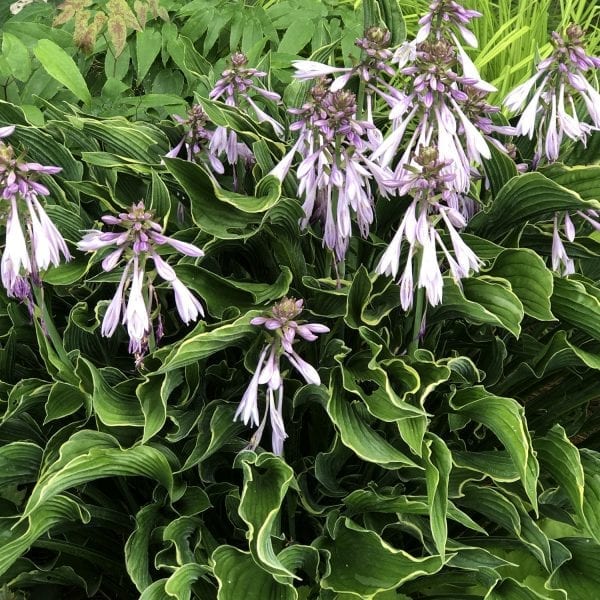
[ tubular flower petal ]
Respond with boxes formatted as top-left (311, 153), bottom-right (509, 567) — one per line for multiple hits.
top-left (235, 297), bottom-right (329, 455)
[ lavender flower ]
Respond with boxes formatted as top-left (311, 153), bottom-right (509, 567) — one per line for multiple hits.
top-left (208, 52), bottom-right (283, 185)
top-left (376, 147), bottom-right (481, 310)
top-left (292, 27), bottom-right (396, 145)
top-left (504, 24), bottom-right (600, 275)
top-left (0, 126), bottom-right (71, 299)
top-left (270, 82), bottom-right (392, 262)
top-left (372, 1), bottom-right (510, 202)
top-left (166, 104), bottom-right (224, 174)
top-left (77, 201), bottom-right (204, 359)
top-left (235, 298), bottom-right (328, 455)
top-left (504, 24), bottom-right (600, 164)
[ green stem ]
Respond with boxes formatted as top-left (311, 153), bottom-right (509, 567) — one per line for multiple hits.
top-left (356, 77), bottom-right (366, 121)
top-left (408, 285), bottom-right (425, 355)
top-left (33, 284), bottom-right (75, 372)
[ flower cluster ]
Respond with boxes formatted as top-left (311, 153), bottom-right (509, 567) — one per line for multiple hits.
top-left (504, 23), bottom-right (600, 165)
top-left (374, 0), bottom-right (507, 198)
top-left (77, 201), bottom-right (204, 359)
top-left (0, 126), bottom-right (71, 301)
top-left (377, 147), bottom-right (481, 309)
top-left (208, 52), bottom-right (282, 181)
top-left (504, 24), bottom-right (600, 275)
top-left (271, 81), bottom-right (392, 262)
top-left (235, 298), bottom-right (329, 455)
top-left (166, 104), bottom-right (224, 174)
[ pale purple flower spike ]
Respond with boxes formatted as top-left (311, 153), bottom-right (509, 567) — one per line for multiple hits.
top-left (0, 127), bottom-right (71, 300)
top-left (504, 24), bottom-right (600, 275)
top-left (235, 297), bottom-right (329, 455)
top-left (376, 147), bottom-right (481, 310)
top-left (77, 201), bottom-right (205, 360)
top-left (208, 52), bottom-right (282, 187)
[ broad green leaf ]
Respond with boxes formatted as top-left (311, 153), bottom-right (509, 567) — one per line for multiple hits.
top-left (0, 495), bottom-right (90, 578)
top-left (319, 518), bottom-right (444, 598)
top-left (471, 172), bottom-right (600, 239)
top-left (156, 311), bottom-right (259, 371)
top-left (45, 382), bottom-right (89, 423)
top-left (424, 433), bottom-right (452, 559)
top-left (549, 538), bottom-right (600, 600)
top-left (450, 387), bottom-right (539, 511)
top-left (2, 33), bottom-right (31, 81)
top-left (534, 426), bottom-right (587, 536)
top-left (23, 444), bottom-right (174, 518)
top-left (125, 503), bottom-right (162, 592)
top-left (137, 369), bottom-right (183, 442)
top-left (0, 442), bottom-right (42, 487)
top-left (164, 563), bottom-right (210, 600)
top-left (482, 143), bottom-right (519, 198)
top-left (580, 451), bottom-right (600, 547)
top-left (327, 370), bottom-right (419, 469)
top-left (487, 249), bottom-right (554, 321)
top-left (212, 545), bottom-right (297, 600)
top-left (238, 452), bottom-right (296, 579)
top-left (76, 358), bottom-right (145, 428)
top-left (345, 266), bottom-right (400, 328)
top-left (541, 163), bottom-right (600, 202)
top-left (33, 39), bottom-right (91, 105)
top-left (551, 277), bottom-right (600, 340)
top-left (432, 276), bottom-right (524, 337)
top-left (180, 403), bottom-right (245, 471)
top-left (164, 158), bottom-right (282, 239)
top-left (486, 577), bottom-right (554, 599)
top-left (136, 27), bottom-right (162, 82)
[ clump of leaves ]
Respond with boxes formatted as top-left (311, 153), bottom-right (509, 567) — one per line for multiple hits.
top-left (53, 0), bottom-right (169, 55)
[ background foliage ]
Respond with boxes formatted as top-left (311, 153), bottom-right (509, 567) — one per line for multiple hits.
top-left (1, 0), bottom-right (600, 598)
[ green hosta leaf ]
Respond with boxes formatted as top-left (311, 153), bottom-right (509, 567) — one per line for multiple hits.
top-left (424, 433), bottom-right (452, 559)
top-left (540, 163), bottom-right (600, 202)
top-left (432, 276), bottom-right (524, 337)
top-left (534, 426), bottom-right (587, 536)
top-left (0, 442), bottom-right (42, 488)
top-left (164, 158), bottom-right (282, 239)
top-left (238, 452), bottom-right (296, 579)
top-left (482, 143), bottom-right (519, 198)
top-left (156, 311), bottom-right (259, 371)
top-left (33, 39), bottom-right (91, 105)
top-left (137, 369), bottom-right (183, 442)
top-left (77, 116), bottom-right (169, 162)
top-left (176, 264), bottom-right (292, 319)
top-left (470, 172), bottom-right (600, 239)
top-left (164, 563), bottom-right (211, 600)
top-left (551, 277), bottom-right (600, 340)
top-left (487, 249), bottom-right (554, 321)
top-left (319, 518), bottom-right (444, 598)
top-left (580, 451), bottom-right (600, 547)
top-left (486, 577), bottom-right (555, 599)
top-left (328, 370), bottom-right (419, 469)
top-left (45, 381), bottom-right (89, 423)
top-left (345, 266), bottom-right (400, 328)
top-left (23, 443), bottom-right (174, 518)
top-left (212, 545), bottom-right (297, 600)
top-left (450, 387), bottom-right (539, 511)
top-left (180, 403), bottom-right (245, 470)
top-left (76, 358), bottom-right (145, 428)
top-left (549, 538), bottom-right (600, 600)
top-left (125, 503), bottom-right (162, 592)
top-left (457, 485), bottom-right (520, 536)
top-left (0, 495), bottom-right (90, 578)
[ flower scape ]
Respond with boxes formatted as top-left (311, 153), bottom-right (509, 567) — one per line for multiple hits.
top-left (1, 0), bottom-right (600, 598)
